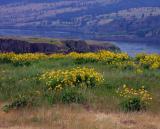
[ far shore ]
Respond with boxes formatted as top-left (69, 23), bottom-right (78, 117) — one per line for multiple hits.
top-left (0, 28), bottom-right (160, 44)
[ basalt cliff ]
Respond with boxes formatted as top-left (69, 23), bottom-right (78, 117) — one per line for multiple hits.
top-left (0, 38), bottom-right (120, 54)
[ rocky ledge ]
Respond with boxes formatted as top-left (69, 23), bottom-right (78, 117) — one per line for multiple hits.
top-left (0, 38), bottom-right (120, 53)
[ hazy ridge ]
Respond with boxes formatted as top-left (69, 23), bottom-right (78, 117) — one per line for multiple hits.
top-left (0, 0), bottom-right (160, 41)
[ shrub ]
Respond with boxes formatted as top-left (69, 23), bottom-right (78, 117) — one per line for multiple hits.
top-left (2, 92), bottom-right (41, 112)
top-left (49, 53), bottom-right (66, 59)
top-left (2, 95), bottom-right (28, 112)
top-left (1, 51), bottom-right (160, 69)
top-left (40, 67), bottom-right (104, 91)
top-left (0, 53), bottom-right (47, 66)
top-left (136, 53), bottom-right (160, 70)
top-left (120, 97), bottom-right (146, 112)
top-left (44, 88), bottom-right (86, 105)
top-left (74, 58), bottom-right (97, 64)
top-left (68, 51), bottom-right (129, 64)
top-left (0, 53), bottom-right (15, 63)
top-left (60, 89), bottom-right (86, 104)
top-left (117, 85), bottom-right (152, 112)
top-left (109, 60), bottom-right (138, 70)
top-left (45, 91), bottom-right (57, 105)
top-left (11, 53), bottom-right (47, 66)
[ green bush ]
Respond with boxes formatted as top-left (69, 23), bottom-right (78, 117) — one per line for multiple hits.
top-left (12, 60), bottom-right (32, 66)
top-left (74, 58), bottom-right (97, 64)
top-left (2, 92), bottom-right (40, 112)
top-left (45, 91), bottom-right (57, 105)
top-left (60, 89), bottom-right (86, 104)
top-left (44, 88), bottom-right (86, 105)
top-left (120, 97), bottom-right (146, 112)
top-left (2, 95), bottom-right (28, 112)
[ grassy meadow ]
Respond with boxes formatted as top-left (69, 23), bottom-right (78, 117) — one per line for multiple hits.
top-left (0, 51), bottom-right (160, 129)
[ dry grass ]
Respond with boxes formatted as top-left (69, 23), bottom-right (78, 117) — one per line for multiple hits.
top-left (0, 103), bottom-right (159, 129)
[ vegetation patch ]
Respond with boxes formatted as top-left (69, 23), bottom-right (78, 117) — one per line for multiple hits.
top-left (0, 50), bottom-right (159, 113)
top-left (117, 85), bottom-right (152, 112)
top-left (39, 67), bottom-right (104, 91)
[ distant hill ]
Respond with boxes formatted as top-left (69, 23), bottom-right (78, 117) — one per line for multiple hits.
top-left (0, 0), bottom-right (160, 41)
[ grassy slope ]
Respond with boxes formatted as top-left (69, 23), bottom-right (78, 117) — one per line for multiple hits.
top-left (0, 58), bottom-right (160, 129)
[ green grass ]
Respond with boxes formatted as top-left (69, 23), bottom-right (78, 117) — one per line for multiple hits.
top-left (25, 37), bottom-right (63, 45)
top-left (0, 58), bottom-right (160, 113)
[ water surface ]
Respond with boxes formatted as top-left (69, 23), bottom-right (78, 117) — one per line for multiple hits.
top-left (112, 41), bottom-right (160, 56)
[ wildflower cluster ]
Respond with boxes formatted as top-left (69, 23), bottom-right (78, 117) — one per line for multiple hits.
top-left (98, 50), bottom-right (129, 62)
top-left (49, 53), bottom-right (66, 59)
top-left (67, 52), bottom-right (99, 61)
top-left (117, 85), bottom-right (152, 104)
top-left (0, 53), bottom-right (47, 65)
top-left (67, 50), bottom-right (129, 62)
top-left (49, 51), bottom-right (160, 70)
top-left (136, 53), bottom-right (160, 70)
top-left (0, 53), bottom-right (15, 63)
top-left (1, 51), bottom-right (160, 70)
top-left (40, 67), bottom-right (104, 91)
top-left (111, 61), bottom-right (138, 70)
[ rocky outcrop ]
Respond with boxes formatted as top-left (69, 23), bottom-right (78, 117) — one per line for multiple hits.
top-left (30, 43), bottom-right (60, 53)
top-left (0, 39), bottom-right (30, 53)
top-left (0, 38), bottom-right (120, 53)
top-left (62, 40), bottom-right (90, 53)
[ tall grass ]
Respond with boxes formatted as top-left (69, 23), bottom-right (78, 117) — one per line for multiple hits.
top-left (0, 57), bottom-right (160, 113)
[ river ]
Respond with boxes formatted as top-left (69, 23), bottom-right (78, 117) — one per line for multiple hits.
top-left (112, 41), bottom-right (160, 56)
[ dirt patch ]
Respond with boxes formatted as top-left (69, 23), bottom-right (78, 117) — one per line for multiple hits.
top-left (0, 105), bottom-right (159, 129)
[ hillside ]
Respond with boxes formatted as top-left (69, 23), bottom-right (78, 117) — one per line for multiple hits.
top-left (0, 0), bottom-right (160, 41)
top-left (0, 49), bottom-right (160, 129)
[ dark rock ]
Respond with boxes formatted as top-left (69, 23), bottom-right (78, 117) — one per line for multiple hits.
top-left (62, 40), bottom-right (90, 53)
top-left (30, 43), bottom-right (60, 54)
top-left (0, 39), bottom-right (30, 53)
top-left (0, 38), bottom-right (120, 53)
top-left (0, 38), bottom-right (61, 54)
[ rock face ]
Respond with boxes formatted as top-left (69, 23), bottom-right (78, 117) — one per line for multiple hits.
top-left (0, 38), bottom-right (120, 53)
top-left (0, 38), bottom-right (62, 53)
top-left (30, 43), bottom-right (60, 53)
top-left (0, 39), bottom-right (31, 53)
top-left (62, 40), bottom-right (90, 53)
